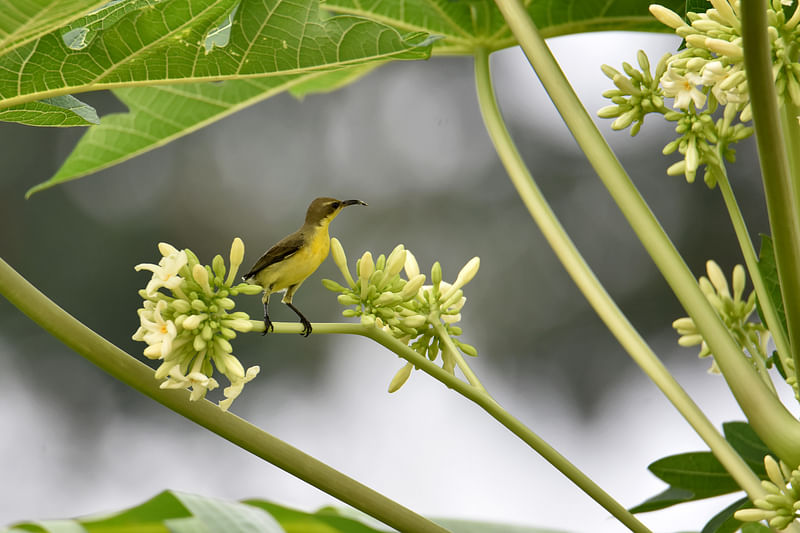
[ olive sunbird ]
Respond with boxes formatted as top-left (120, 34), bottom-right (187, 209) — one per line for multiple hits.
top-left (243, 197), bottom-right (367, 337)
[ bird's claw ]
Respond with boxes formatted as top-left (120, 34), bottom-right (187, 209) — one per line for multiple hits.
top-left (300, 318), bottom-right (312, 337)
top-left (262, 317), bottom-right (274, 336)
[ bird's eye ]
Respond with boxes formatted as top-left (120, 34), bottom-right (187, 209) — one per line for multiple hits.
top-left (331, 201), bottom-right (341, 209)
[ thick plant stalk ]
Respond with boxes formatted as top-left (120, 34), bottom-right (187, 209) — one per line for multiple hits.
top-left (472, 47), bottom-right (764, 501)
top-left (0, 257), bottom-right (449, 533)
top-left (741, 0), bottom-right (800, 387)
top-left (491, 0), bottom-right (800, 466)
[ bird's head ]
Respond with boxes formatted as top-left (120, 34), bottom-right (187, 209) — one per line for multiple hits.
top-left (305, 197), bottom-right (367, 227)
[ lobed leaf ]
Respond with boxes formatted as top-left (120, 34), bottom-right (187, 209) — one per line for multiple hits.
top-left (0, 0), bottom-right (107, 56)
top-left (323, 0), bottom-right (687, 54)
top-left (0, 0), bottom-right (432, 110)
top-left (0, 94), bottom-right (98, 126)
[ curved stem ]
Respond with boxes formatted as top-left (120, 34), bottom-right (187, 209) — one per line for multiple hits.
top-left (715, 160), bottom-right (793, 377)
top-left (741, 0), bottom-right (800, 392)
top-left (431, 319), bottom-right (488, 395)
top-left (255, 320), bottom-right (650, 531)
top-left (471, 46), bottom-right (765, 500)
top-left (492, 0), bottom-right (800, 467)
top-left (0, 258), bottom-right (448, 533)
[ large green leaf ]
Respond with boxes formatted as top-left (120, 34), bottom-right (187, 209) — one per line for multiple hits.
top-left (323, 0), bottom-right (687, 54)
top-left (2, 491), bottom-right (387, 533)
top-left (26, 66), bottom-right (375, 195)
top-left (0, 94), bottom-right (98, 126)
top-left (0, 0), bottom-right (432, 110)
top-left (0, 0), bottom-right (107, 56)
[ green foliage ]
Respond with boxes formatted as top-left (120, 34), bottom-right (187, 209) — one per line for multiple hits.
top-left (631, 422), bottom-right (771, 531)
top-left (0, 0), bottom-right (687, 195)
top-left (0, 94), bottom-right (98, 126)
top-left (757, 234), bottom-right (788, 343)
top-left (0, 490), bottom-right (571, 533)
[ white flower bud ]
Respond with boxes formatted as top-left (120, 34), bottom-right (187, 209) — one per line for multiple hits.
top-left (706, 260), bottom-right (730, 298)
top-left (158, 242), bottom-right (180, 257)
top-left (678, 334), bottom-right (704, 347)
top-left (672, 317), bottom-right (695, 331)
top-left (358, 251), bottom-right (374, 281)
top-left (229, 237), bottom-right (244, 271)
top-left (705, 38), bottom-right (743, 59)
top-left (182, 314), bottom-right (205, 330)
top-left (193, 264), bottom-right (212, 295)
top-left (385, 245), bottom-right (407, 277)
top-left (388, 363), bottom-right (413, 393)
top-left (402, 315), bottom-right (427, 328)
top-left (331, 238), bottom-right (355, 287)
top-left (374, 292), bottom-right (402, 307)
top-left (732, 264), bottom-right (745, 302)
top-left (399, 274), bottom-right (426, 300)
top-left (404, 250), bottom-right (420, 278)
top-left (649, 4), bottom-right (687, 29)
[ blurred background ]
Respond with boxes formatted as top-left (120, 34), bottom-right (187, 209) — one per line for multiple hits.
top-left (0, 31), bottom-right (788, 532)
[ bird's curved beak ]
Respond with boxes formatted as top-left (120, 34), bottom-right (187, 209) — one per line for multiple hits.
top-left (342, 199), bottom-right (368, 207)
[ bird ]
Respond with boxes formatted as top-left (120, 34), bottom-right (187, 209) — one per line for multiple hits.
top-left (242, 197), bottom-right (367, 337)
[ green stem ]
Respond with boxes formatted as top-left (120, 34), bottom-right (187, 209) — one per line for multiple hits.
top-left (472, 47), bottom-right (765, 500)
top-left (255, 321), bottom-right (649, 531)
top-left (715, 160), bottom-right (793, 375)
top-left (0, 258), bottom-right (448, 533)
top-left (741, 0), bottom-right (800, 390)
top-left (492, 0), bottom-right (800, 466)
top-left (734, 327), bottom-right (777, 395)
top-left (431, 319), bottom-right (488, 395)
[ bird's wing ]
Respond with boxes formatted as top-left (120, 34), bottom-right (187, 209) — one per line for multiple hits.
top-left (243, 231), bottom-right (305, 279)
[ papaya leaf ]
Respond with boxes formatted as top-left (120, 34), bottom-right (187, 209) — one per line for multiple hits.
top-left (0, 94), bottom-right (98, 126)
top-left (0, 0), bottom-right (107, 56)
top-left (323, 0), bottom-right (687, 54)
top-left (0, 0), bottom-right (432, 111)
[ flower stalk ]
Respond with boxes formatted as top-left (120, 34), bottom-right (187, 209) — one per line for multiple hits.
top-left (0, 257), bottom-right (449, 533)
top-left (741, 0), bottom-right (800, 388)
top-left (491, 0), bottom-right (800, 466)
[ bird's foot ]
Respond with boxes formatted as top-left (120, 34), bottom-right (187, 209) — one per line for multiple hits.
top-left (299, 317), bottom-right (312, 337)
top-left (261, 316), bottom-right (274, 336)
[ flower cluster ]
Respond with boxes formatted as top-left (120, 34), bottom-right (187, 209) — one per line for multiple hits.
top-left (672, 260), bottom-right (771, 375)
top-left (323, 239), bottom-right (479, 392)
top-left (598, 0), bottom-right (800, 184)
top-left (133, 238), bottom-right (263, 410)
top-left (735, 455), bottom-right (800, 528)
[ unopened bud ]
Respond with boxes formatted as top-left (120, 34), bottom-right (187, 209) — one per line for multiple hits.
top-left (385, 245), bottom-right (407, 277)
top-left (388, 363), bottom-right (413, 393)
top-left (649, 4), bottom-right (687, 29)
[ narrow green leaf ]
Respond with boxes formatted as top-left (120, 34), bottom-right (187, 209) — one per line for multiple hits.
top-left (756, 234), bottom-right (788, 341)
top-left (628, 486), bottom-right (696, 513)
top-left (700, 497), bottom-right (749, 533)
top-left (0, 94), bottom-right (98, 126)
top-left (722, 421), bottom-right (770, 475)
top-left (0, 0), bottom-right (432, 110)
top-left (648, 452), bottom-right (740, 496)
top-left (323, 0), bottom-right (687, 54)
top-left (0, 0), bottom-right (107, 55)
